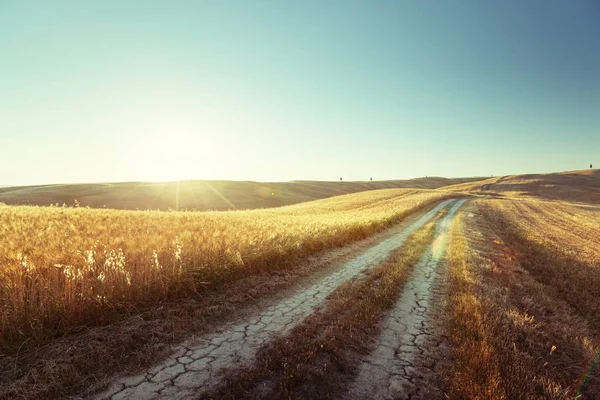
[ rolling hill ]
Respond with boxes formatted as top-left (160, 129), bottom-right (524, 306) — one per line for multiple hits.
top-left (440, 169), bottom-right (600, 203)
top-left (0, 177), bottom-right (483, 211)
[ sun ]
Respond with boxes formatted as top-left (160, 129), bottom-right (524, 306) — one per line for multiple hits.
top-left (145, 137), bottom-right (192, 181)
top-left (135, 125), bottom-right (213, 182)
top-left (124, 105), bottom-right (242, 182)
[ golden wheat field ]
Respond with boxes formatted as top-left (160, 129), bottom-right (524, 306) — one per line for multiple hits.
top-left (5, 173), bottom-right (600, 399)
top-left (0, 188), bottom-right (455, 354)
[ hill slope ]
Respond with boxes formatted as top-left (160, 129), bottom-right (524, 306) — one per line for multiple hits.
top-left (0, 177), bottom-right (482, 210)
top-left (440, 169), bottom-right (600, 203)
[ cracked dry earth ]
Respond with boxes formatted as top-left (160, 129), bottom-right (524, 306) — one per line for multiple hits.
top-left (345, 199), bottom-right (467, 400)
top-left (96, 199), bottom-right (458, 400)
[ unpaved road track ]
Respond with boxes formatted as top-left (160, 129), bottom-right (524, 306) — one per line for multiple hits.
top-left (96, 199), bottom-right (459, 400)
top-left (345, 199), bottom-right (467, 400)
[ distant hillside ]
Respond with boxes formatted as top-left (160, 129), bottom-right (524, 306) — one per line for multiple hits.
top-left (440, 169), bottom-right (600, 203)
top-left (0, 177), bottom-right (483, 211)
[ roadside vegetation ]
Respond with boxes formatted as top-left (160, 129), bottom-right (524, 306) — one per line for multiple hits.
top-left (203, 210), bottom-right (445, 399)
top-left (0, 189), bottom-right (455, 357)
top-left (447, 199), bottom-right (600, 399)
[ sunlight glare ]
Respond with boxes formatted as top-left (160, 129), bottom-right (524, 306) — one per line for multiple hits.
top-left (130, 108), bottom-right (230, 182)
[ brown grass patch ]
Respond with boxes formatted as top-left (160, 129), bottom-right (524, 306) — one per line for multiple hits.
top-left (447, 199), bottom-right (600, 399)
top-left (446, 211), bottom-right (504, 399)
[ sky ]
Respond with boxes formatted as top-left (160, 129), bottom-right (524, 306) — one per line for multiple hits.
top-left (1, 1), bottom-right (599, 185)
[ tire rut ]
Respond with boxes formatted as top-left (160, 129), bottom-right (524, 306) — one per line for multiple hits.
top-left (95, 199), bottom-right (459, 400)
top-left (345, 199), bottom-right (467, 400)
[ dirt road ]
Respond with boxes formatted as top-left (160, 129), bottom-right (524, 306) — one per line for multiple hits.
top-left (96, 199), bottom-right (462, 400)
top-left (345, 199), bottom-right (466, 400)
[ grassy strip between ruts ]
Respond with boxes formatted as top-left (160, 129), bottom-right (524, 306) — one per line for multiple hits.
top-left (447, 200), bottom-right (600, 399)
top-left (201, 209), bottom-right (447, 400)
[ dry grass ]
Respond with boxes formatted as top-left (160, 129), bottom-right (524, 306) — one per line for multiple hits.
top-left (446, 211), bottom-right (505, 399)
top-left (447, 199), bottom-right (600, 399)
top-left (0, 189), bottom-right (456, 356)
top-left (3, 211), bottom-right (445, 400)
top-left (202, 211), bottom-right (443, 399)
top-left (486, 199), bottom-right (600, 329)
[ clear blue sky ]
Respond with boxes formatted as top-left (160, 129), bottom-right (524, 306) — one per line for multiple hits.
top-left (1, 1), bottom-right (599, 185)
